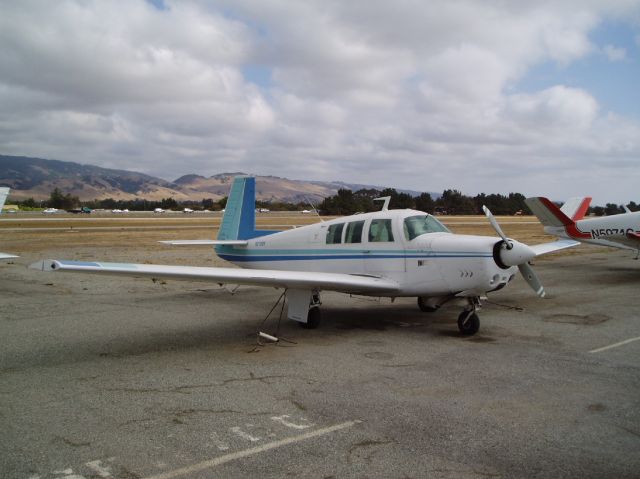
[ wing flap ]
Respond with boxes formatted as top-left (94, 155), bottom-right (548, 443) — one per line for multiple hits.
top-left (30, 260), bottom-right (399, 294)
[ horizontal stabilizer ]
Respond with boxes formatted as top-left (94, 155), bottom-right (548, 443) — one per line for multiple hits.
top-left (524, 197), bottom-right (572, 227)
top-left (159, 240), bottom-right (248, 246)
top-left (30, 259), bottom-right (400, 295)
top-left (530, 239), bottom-right (580, 256)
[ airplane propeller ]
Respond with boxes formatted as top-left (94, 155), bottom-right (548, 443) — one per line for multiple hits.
top-left (482, 206), bottom-right (546, 298)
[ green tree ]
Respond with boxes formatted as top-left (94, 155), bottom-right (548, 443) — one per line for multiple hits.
top-left (48, 188), bottom-right (79, 210)
top-left (414, 192), bottom-right (434, 213)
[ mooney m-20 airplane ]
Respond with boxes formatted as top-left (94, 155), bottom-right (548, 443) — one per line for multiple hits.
top-left (0, 187), bottom-right (19, 260)
top-left (525, 196), bottom-right (640, 258)
top-left (32, 177), bottom-right (577, 335)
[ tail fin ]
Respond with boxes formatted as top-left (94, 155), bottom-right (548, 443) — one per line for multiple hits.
top-left (217, 176), bottom-right (278, 240)
top-left (0, 187), bottom-right (9, 214)
top-left (559, 197), bottom-right (591, 221)
top-left (524, 197), bottom-right (573, 227)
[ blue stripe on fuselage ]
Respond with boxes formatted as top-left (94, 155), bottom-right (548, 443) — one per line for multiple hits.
top-left (217, 251), bottom-right (491, 262)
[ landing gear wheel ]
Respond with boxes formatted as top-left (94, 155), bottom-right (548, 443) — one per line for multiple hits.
top-left (299, 307), bottom-right (321, 329)
top-left (417, 296), bottom-right (438, 312)
top-left (457, 310), bottom-right (480, 336)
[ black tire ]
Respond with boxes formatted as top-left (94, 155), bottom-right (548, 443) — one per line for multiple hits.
top-left (457, 311), bottom-right (480, 336)
top-left (299, 307), bottom-right (321, 329)
top-left (417, 296), bottom-right (438, 312)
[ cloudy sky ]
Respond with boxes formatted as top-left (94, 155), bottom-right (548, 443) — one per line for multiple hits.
top-left (1, 0), bottom-right (639, 204)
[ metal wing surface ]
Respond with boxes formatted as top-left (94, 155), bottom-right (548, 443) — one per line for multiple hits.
top-left (30, 259), bottom-right (399, 294)
top-left (530, 239), bottom-right (580, 256)
top-left (0, 252), bottom-right (19, 260)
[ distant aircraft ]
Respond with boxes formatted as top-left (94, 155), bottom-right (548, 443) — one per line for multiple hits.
top-left (183, 208), bottom-right (194, 213)
top-left (154, 208), bottom-right (165, 213)
top-left (0, 187), bottom-right (18, 260)
top-left (525, 196), bottom-right (640, 258)
top-left (32, 177), bottom-right (577, 336)
top-left (43, 207), bottom-right (59, 214)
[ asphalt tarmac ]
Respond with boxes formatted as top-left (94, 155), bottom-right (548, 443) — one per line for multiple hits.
top-left (1, 243), bottom-right (639, 478)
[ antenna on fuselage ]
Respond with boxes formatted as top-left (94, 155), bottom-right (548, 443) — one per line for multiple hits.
top-left (373, 196), bottom-right (391, 211)
top-left (304, 196), bottom-right (323, 221)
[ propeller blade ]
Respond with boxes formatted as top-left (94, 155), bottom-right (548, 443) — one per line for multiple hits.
top-left (518, 262), bottom-right (545, 298)
top-left (482, 205), bottom-right (510, 247)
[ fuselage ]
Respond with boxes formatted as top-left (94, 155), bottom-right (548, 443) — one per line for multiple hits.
top-left (215, 209), bottom-right (517, 297)
top-left (545, 211), bottom-right (640, 251)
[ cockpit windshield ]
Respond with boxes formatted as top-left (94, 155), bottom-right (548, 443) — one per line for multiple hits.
top-left (403, 215), bottom-right (450, 240)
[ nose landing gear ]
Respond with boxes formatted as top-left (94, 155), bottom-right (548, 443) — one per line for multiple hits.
top-left (457, 297), bottom-right (481, 335)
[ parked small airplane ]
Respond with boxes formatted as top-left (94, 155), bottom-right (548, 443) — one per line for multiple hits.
top-left (0, 187), bottom-right (19, 260)
top-left (525, 196), bottom-right (640, 257)
top-left (183, 208), bottom-right (194, 213)
top-left (32, 177), bottom-right (577, 335)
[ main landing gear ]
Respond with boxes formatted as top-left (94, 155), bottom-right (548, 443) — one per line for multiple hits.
top-left (457, 297), bottom-right (481, 336)
top-left (299, 292), bottom-right (322, 329)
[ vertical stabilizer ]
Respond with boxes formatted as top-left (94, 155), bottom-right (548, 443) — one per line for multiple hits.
top-left (218, 176), bottom-right (256, 240)
top-left (217, 176), bottom-right (279, 241)
top-left (560, 197), bottom-right (591, 221)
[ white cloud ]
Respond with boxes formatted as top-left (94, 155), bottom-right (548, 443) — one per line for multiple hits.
top-left (0, 0), bottom-right (639, 203)
top-left (603, 44), bottom-right (627, 61)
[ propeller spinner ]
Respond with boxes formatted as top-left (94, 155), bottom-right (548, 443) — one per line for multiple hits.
top-left (483, 206), bottom-right (546, 297)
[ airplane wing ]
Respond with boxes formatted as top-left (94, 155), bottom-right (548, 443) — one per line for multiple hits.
top-left (0, 252), bottom-right (19, 260)
top-left (530, 239), bottom-right (580, 256)
top-left (30, 260), bottom-right (400, 295)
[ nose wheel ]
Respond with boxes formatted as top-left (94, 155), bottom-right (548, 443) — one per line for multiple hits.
top-left (457, 310), bottom-right (480, 335)
top-left (457, 297), bottom-right (481, 335)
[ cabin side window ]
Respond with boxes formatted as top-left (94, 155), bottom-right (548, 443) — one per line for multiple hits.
top-left (344, 220), bottom-right (365, 243)
top-left (368, 219), bottom-right (395, 242)
top-left (326, 223), bottom-right (344, 244)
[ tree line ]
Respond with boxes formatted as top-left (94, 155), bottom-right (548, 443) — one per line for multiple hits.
top-left (318, 188), bottom-right (530, 215)
top-left (9, 187), bottom-right (639, 216)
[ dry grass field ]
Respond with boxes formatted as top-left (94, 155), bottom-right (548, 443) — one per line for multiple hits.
top-left (0, 212), bottom-right (600, 259)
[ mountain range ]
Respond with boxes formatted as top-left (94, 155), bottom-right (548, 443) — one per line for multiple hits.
top-left (0, 155), bottom-right (425, 203)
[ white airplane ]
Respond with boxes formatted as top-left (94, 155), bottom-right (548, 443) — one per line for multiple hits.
top-left (183, 208), bottom-right (194, 213)
top-left (0, 187), bottom-right (19, 260)
top-left (154, 208), bottom-right (165, 213)
top-left (31, 177), bottom-right (577, 335)
top-left (525, 196), bottom-right (640, 257)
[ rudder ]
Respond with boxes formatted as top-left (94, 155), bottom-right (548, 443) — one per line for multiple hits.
top-left (217, 176), bottom-right (279, 240)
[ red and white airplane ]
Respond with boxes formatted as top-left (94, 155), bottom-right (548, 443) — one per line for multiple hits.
top-left (525, 196), bottom-right (640, 258)
top-left (31, 177), bottom-right (577, 336)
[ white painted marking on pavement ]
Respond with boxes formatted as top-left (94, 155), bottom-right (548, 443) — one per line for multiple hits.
top-left (589, 336), bottom-right (640, 353)
top-left (271, 415), bottom-right (313, 430)
top-left (210, 432), bottom-right (230, 451)
top-left (230, 426), bottom-right (260, 442)
top-left (85, 459), bottom-right (113, 477)
top-left (143, 420), bottom-right (361, 479)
